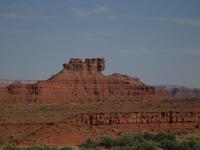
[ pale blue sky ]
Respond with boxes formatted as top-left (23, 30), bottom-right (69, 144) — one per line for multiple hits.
top-left (0, 0), bottom-right (200, 87)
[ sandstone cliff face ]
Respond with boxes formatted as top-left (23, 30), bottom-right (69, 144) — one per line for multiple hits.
top-left (66, 111), bottom-right (200, 131)
top-left (1, 111), bottom-right (199, 132)
top-left (0, 58), bottom-right (170, 104)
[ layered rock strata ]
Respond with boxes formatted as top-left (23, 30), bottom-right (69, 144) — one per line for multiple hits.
top-left (1, 111), bottom-right (199, 131)
top-left (0, 58), bottom-right (169, 104)
top-left (67, 111), bottom-right (200, 131)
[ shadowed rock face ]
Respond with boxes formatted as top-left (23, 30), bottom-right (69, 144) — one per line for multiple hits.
top-left (0, 58), bottom-right (170, 104)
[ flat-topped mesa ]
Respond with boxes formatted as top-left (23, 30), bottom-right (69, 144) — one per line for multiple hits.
top-left (63, 58), bottom-right (105, 74)
top-left (0, 57), bottom-right (171, 104)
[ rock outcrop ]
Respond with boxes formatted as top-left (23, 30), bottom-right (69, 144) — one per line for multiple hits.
top-left (0, 58), bottom-right (170, 104)
top-left (67, 111), bottom-right (200, 131)
top-left (1, 111), bottom-right (199, 132)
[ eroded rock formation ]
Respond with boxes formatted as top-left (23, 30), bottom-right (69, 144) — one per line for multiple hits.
top-left (67, 111), bottom-right (200, 131)
top-left (0, 58), bottom-right (170, 104)
top-left (68, 112), bottom-right (199, 126)
top-left (1, 111), bottom-right (199, 132)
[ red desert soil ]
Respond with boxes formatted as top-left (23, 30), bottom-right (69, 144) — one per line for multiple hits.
top-left (0, 99), bottom-right (200, 147)
top-left (0, 58), bottom-right (199, 147)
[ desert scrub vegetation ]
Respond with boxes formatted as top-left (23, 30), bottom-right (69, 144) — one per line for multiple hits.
top-left (4, 146), bottom-right (73, 150)
top-left (4, 132), bottom-right (200, 150)
top-left (80, 132), bottom-right (200, 150)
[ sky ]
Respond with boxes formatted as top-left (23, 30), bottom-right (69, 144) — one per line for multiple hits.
top-left (0, 0), bottom-right (200, 88)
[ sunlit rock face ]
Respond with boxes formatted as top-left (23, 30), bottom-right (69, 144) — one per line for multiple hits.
top-left (0, 58), bottom-right (170, 104)
top-left (67, 111), bottom-right (200, 131)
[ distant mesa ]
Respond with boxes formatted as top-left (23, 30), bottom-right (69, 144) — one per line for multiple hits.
top-left (0, 58), bottom-right (170, 104)
top-left (155, 85), bottom-right (200, 98)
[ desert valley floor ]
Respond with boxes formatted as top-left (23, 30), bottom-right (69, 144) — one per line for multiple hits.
top-left (1, 98), bottom-right (200, 147)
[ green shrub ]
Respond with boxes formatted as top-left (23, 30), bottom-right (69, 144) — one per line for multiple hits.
top-left (80, 138), bottom-right (98, 149)
top-left (132, 134), bottom-right (146, 143)
top-left (154, 133), bottom-right (176, 142)
top-left (26, 146), bottom-right (57, 150)
top-left (178, 140), bottom-right (200, 150)
top-left (4, 146), bottom-right (58, 150)
top-left (99, 136), bottom-right (117, 148)
top-left (118, 134), bottom-right (146, 147)
top-left (59, 146), bottom-right (73, 150)
top-left (142, 133), bottom-right (155, 141)
top-left (116, 134), bottom-right (157, 150)
top-left (130, 142), bottom-right (157, 150)
top-left (160, 139), bottom-right (179, 150)
top-left (4, 145), bottom-right (23, 150)
top-left (111, 142), bottom-right (157, 150)
top-left (140, 142), bottom-right (157, 150)
top-left (117, 135), bottom-right (134, 146)
top-left (80, 148), bottom-right (100, 150)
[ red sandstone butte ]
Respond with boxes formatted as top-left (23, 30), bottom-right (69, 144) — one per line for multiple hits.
top-left (0, 58), bottom-right (170, 104)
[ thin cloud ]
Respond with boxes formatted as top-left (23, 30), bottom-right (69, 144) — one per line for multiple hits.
top-left (78, 32), bottom-right (112, 42)
top-left (175, 48), bottom-right (200, 55)
top-left (144, 16), bottom-right (200, 27)
top-left (68, 0), bottom-right (81, 2)
top-left (7, 2), bottom-right (27, 9)
top-left (148, 48), bottom-right (200, 55)
top-left (93, 5), bottom-right (110, 14)
top-left (116, 48), bottom-right (155, 55)
top-left (171, 18), bottom-right (200, 27)
top-left (107, 14), bottom-right (200, 28)
top-left (107, 14), bottom-right (137, 19)
top-left (0, 28), bottom-right (48, 34)
top-left (71, 5), bottom-right (111, 18)
top-left (113, 48), bottom-right (200, 56)
top-left (71, 8), bottom-right (90, 18)
top-left (0, 13), bottom-right (55, 19)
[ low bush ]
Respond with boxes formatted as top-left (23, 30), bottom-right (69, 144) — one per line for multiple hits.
top-left (142, 132), bottom-right (155, 141)
top-left (111, 142), bottom-right (157, 150)
top-left (99, 136), bottom-right (118, 148)
top-left (59, 146), bottom-right (73, 150)
top-left (160, 139), bottom-right (179, 150)
top-left (154, 133), bottom-right (176, 142)
top-left (80, 138), bottom-right (98, 149)
top-left (178, 140), bottom-right (200, 150)
top-left (4, 132), bottom-right (200, 150)
top-left (4, 146), bottom-right (58, 150)
top-left (4, 145), bottom-right (23, 150)
top-left (117, 134), bottom-right (146, 147)
top-left (116, 134), bottom-right (157, 150)
top-left (26, 146), bottom-right (57, 150)
top-left (25, 146), bottom-right (57, 150)
top-left (128, 142), bottom-right (157, 150)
